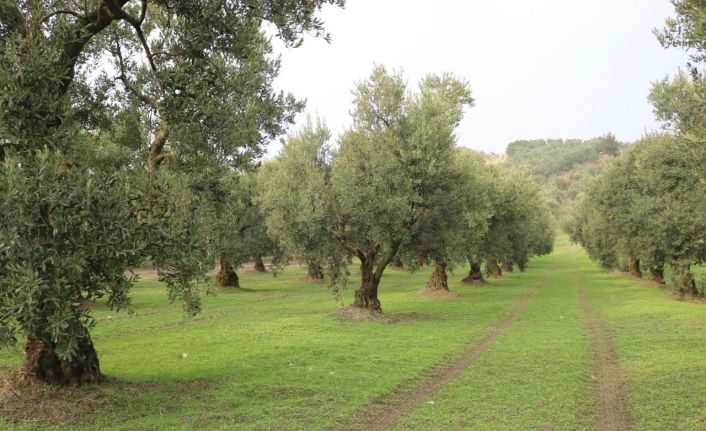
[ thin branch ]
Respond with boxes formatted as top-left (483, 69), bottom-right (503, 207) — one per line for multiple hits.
top-left (40, 9), bottom-right (86, 23)
top-left (113, 35), bottom-right (160, 110)
top-left (330, 198), bottom-right (365, 260)
top-left (104, 0), bottom-right (158, 73)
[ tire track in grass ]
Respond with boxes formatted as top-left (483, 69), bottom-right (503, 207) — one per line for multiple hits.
top-left (337, 272), bottom-right (551, 431)
top-left (575, 272), bottom-right (631, 431)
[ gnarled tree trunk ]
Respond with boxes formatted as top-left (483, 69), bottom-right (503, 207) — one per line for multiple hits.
top-left (415, 250), bottom-right (427, 267)
top-left (489, 261), bottom-right (502, 278)
top-left (517, 258), bottom-right (528, 272)
top-left (649, 264), bottom-right (665, 284)
top-left (253, 255), bottom-right (266, 272)
top-left (216, 257), bottom-right (239, 287)
top-left (354, 259), bottom-right (381, 311)
top-left (502, 261), bottom-right (514, 273)
top-left (22, 331), bottom-right (102, 386)
top-left (306, 261), bottom-right (324, 281)
top-left (628, 257), bottom-right (642, 278)
top-left (462, 261), bottom-right (485, 284)
top-left (426, 263), bottom-right (449, 291)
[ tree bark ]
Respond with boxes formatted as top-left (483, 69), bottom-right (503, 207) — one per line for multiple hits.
top-left (628, 257), bottom-right (642, 278)
top-left (649, 264), bottom-right (665, 284)
top-left (415, 250), bottom-right (427, 267)
top-left (216, 258), bottom-right (239, 287)
top-left (462, 261), bottom-right (485, 283)
top-left (306, 261), bottom-right (324, 280)
top-left (517, 258), bottom-right (528, 272)
top-left (502, 261), bottom-right (514, 273)
top-left (353, 258), bottom-right (382, 311)
top-left (426, 263), bottom-right (449, 291)
top-left (22, 331), bottom-right (102, 385)
top-left (489, 261), bottom-right (502, 278)
top-left (253, 255), bottom-right (266, 272)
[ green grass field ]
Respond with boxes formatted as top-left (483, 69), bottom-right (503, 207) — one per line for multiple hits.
top-left (0, 237), bottom-right (704, 430)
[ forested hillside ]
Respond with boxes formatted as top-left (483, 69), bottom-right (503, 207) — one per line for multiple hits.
top-left (501, 135), bottom-right (624, 221)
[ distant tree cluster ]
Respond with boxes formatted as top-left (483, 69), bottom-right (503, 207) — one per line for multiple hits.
top-left (569, 1), bottom-right (706, 297)
top-left (503, 135), bottom-right (622, 222)
top-left (505, 135), bottom-right (622, 178)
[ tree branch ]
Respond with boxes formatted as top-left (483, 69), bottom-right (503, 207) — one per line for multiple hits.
top-left (113, 36), bottom-right (161, 110)
top-left (40, 9), bottom-right (86, 23)
top-left (373, 239), bottom-right (402, 281)
top-left (56, 0), bottom-right (129, 96)
top-left (330, 198), bottom-right (365, 260)
top-left (104, 0), bottom-right (157, 72)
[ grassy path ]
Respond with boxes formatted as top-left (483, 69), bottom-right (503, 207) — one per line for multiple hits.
top-left (342, 268), bottom-right (552, 431)
top-left (576, 275), bottom-right (630, 430)
top-left (0, 237), bottom-right (704, 430)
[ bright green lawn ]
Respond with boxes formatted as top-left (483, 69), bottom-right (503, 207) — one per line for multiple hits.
top-left (0, 237), bottom-right (704, 430)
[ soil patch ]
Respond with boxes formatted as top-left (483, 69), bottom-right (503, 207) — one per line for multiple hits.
top-left (0, 375), bottom-right (121, 426)
top-left (576, 276), bottom-right (631, 431)
top-left (418, 288), bottom-right (460, 299)
top-left (0, 375), bottom-right (215, 428)
top-left (335, 307), bottom-right (396, 323)
top-left (337, 273), bottom-right (550, 431)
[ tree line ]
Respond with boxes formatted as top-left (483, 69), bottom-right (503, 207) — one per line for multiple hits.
top-left (567, 0), bottom-right (706, 297)
top-left (257, 67), bottom-right (554, 311)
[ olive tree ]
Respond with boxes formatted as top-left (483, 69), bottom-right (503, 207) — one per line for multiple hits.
top-left (570, 134), bottom-right (706, 296)
top-left (213, 171), bottom-right (280, 288)
top-left (0, 0), bottom-right (342, 384)
top-left (257, 120), bottom-right (340, 282)
top-left (466, 168), bottom-right (554, 279)
top-left (408, 148), bottom-right (492, 291)
top-left (259, 67), bottom-right (474, 311)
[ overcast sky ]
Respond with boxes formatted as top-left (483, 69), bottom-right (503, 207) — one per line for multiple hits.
top-left (270, 0), bottom-right (689, 155)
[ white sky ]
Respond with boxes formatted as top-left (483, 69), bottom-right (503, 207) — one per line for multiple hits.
top-left (270, 0), bottom-right (689, 155)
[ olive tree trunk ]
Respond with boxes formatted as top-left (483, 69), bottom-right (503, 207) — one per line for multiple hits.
top-left (306, 261), bottom-right (324, 280)
top-left (22, 331), bottom-right (102, 385)
top-left (216, 257), bottom-right (240, 287)
top-left (489, 261), bottom-right (502, 278)
top-left (426, 263), bottom-right (449, 291)
top-left (628, 257), bottom-right (642, 278)
top-left (649, 263), bottom-right (665, 284)
top-left (502, 261), bottom-right (514, 273)
top-left (462, 261), bottom-right (485, 283)
top-left (253, 255), bottom-right (266, 272)
top-left (354, 258), bottom-right (382, 311)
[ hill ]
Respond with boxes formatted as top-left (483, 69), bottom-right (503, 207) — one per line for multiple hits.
top-left (501, 135), bottom-right (624, 222)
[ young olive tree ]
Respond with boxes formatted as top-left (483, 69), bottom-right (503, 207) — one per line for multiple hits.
top-left (259, 67), bottom-right (474, 311)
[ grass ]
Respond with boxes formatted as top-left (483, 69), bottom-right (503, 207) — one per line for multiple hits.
top-left (0, 237), bottom-right (704, 430)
